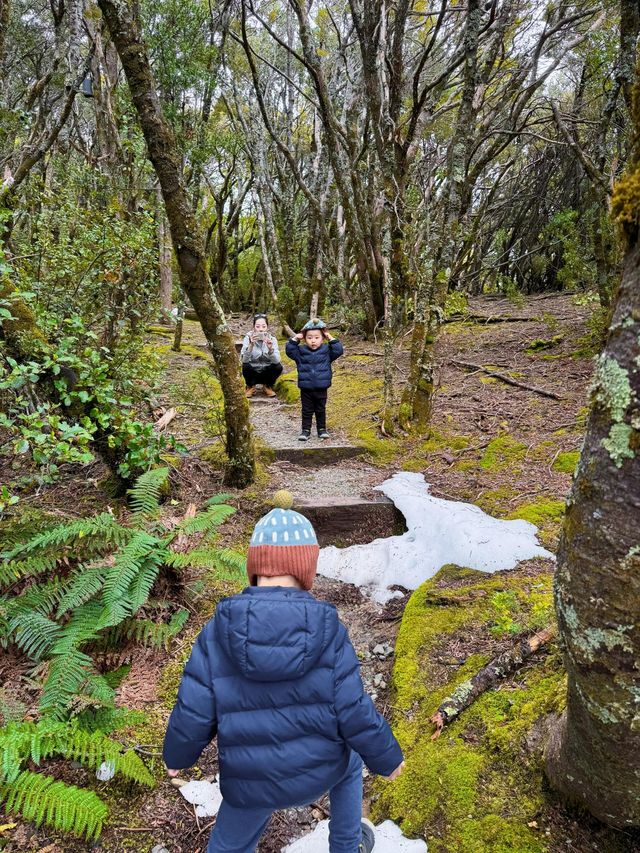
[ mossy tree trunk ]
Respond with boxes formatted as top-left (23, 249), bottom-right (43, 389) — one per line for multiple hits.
top-left (97, 0), bottom-right (255, 488)
top-left (545, 73), bottom-right (640, 824)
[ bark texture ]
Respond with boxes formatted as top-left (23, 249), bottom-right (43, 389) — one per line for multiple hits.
top-left (545, 197), bottom-right (640, 823)
top-left (97, 0), bottom-right (254, 487)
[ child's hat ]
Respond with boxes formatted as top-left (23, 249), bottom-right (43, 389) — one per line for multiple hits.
top-left (246, 491), bottom-right (319, 590)
top-left (302, 317), bottom-right (326, 330)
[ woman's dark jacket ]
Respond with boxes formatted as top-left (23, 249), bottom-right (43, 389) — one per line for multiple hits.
top-left (285, 339), bottom-right (343, 389)
top-left (163, 587), bottom-right (403, 809)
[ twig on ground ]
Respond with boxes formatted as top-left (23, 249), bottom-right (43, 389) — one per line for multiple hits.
top-left (451, 360), bottom-right (564, 400)
top-left (430, 625), bottom-right (556, 739)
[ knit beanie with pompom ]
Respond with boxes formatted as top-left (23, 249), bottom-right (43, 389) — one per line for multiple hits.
top-left (246, 491), bottom-right (319, 590)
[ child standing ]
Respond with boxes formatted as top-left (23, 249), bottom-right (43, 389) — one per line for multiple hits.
top-left (285, 318), bottom-right (344, 441)
top-left (163, 496), bottom-right (404, 853)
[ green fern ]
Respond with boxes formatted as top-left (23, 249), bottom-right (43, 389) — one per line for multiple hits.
top-left (0, 770), bottom-right (108, 839)
top-left (112, 608), bottom-right (189, 650)
top-left (127, 466), bottom-right (169, 515)
top-left (172, 503), bottom-right (235, 537)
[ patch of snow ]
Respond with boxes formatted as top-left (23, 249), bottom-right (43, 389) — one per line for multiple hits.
top-left (179, 778), bottom-right (223, 817)
top-left (283, 819), bottom-right (427, 852)
top-left (318, 472), bottom-right (554, 603)
top-left (96, 760), bottom-right (116, 781)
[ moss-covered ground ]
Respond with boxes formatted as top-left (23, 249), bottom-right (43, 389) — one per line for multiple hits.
top-left (372, 563), bottom-right (634, 852)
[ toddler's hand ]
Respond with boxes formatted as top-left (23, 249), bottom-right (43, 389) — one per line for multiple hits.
top-left (383, 761), bottom-right (405, 781)
top-left (166, 767), bottom-right (180, 778)
top-left (295, 332), bottom-right (304, 340)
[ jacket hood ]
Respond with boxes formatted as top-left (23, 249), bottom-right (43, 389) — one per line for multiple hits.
top-left (214, 587), bottom-right (338, 682)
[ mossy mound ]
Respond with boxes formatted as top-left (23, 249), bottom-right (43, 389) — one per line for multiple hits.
top-left (479, 435), bottom-right (528, 471)
top-left (373, 563), bottom-right (565, 853)
top-left (552, 450), bottom-right (580, 473)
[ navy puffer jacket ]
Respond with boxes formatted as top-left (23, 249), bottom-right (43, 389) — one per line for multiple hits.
top-left (163, 587), bottom-right (402, 809)
top-left (285, 339), bottom-right (343, 389)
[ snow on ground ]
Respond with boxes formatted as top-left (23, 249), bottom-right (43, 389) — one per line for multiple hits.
top-left (178, 778), bottom-right (223, 817)
top-left (318, 471), bottom-right (554, 603)
top-left (283, 819), bottom-right (427, 852)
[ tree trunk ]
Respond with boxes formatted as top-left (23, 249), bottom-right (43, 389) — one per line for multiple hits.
top-left (545, 117), bottom-right (640, 823)
top-left (400, 0), bottom-right (482, 429)
top-left (156, 183), bottom-right (173, 322)
top-left (0, 0), bottom-right (11, 75)
top-left (97, 0), bottom-right (255, 488)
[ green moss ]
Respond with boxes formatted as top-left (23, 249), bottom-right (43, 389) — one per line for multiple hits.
top-left (475, 486), bottom-right (518, 516)
top-left (274, 373), bottom-right (300, 404)
top-left (508, 499), bottom-right (565, 527)
top-left (479, 436), bottom-right (527, 472)
top-left (525, 335), bottom-right (563, 354)
top-left (375, 565), bottom-right (563, 852)
top-left (552, 450), bottom-right (580, 473)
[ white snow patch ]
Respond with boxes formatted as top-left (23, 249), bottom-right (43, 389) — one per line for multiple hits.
top-left (283, 819), bottom-right (427, 852)
top-left (318, 472), bottom-right (554, 603)
top-left (179, 778), bottom-right (223, 817)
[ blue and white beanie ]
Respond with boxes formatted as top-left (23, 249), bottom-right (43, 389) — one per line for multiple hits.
top-left (247, 498), bottom-right (319, 590)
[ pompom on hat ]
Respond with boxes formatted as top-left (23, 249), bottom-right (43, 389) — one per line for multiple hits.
top-left (301, 317), bottom-right (327, 330)
top-left (247, 491), bottom-right (319, 590)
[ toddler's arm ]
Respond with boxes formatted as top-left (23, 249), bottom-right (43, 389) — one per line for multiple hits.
top-left (285, 337), bottom-right (302, 362)
top-left (334, 623), bottom-right (403, 776)
top-left (163, 622), bottom-right (217, 771)
top-left (328, 338), bottom-right (344, 362)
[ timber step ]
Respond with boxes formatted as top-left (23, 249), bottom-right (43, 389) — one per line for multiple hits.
top-left (272, 444), bottom-right (363, 466)
top-left (293, 496), bottom-right (406, 547)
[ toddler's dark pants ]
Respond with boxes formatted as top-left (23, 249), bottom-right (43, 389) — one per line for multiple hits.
top-left (242, 363), bottom-right (283, 388)
top-left (207, 750), bottom-right (364, 853)
top-left (301, 388), bottom-right (328, 433)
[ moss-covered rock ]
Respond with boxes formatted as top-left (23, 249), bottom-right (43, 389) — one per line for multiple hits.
top-left (374, 564), bottom-right (564, 853)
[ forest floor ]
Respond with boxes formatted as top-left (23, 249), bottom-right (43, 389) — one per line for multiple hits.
top-left (2, 292), bottom-right (639, 853)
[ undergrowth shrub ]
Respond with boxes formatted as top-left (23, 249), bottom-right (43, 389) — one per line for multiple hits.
top-left (0, 468), bottom-right (245, 839)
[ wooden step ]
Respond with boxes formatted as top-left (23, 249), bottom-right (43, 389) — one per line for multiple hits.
top-left (293, 496), bottom-right (405, 547)
top-left (273, 444), bottom-right (363, 466)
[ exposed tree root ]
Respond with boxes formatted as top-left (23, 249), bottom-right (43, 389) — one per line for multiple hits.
top-left (430, 625), bottom-right (556, 739)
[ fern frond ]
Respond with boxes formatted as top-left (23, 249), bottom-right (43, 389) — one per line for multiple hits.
top-left (126, 556), bottom-right (163, 613)
top-left (0, 555), bottom-right (58, 588)
top-left (206, 493), bottom-right (232, 505)
top-left (39, 649), bottom-right (95, 719)
top-left (6, 513), bottom-right (130, 559)
top-left (113, 608), bottom-right (189, 650)
top-left (8, 609), bottom-right (60, 660)
top-left (55, 566), bottom-right (105, 618)
top-left (127, 466), bottom-right (169, 515)
top-left (0, 770), bottom-right (108, 839)
top-left (102, 531), bottom-right (159, 609)
top-left (174, 504), bottom-right (235, 537)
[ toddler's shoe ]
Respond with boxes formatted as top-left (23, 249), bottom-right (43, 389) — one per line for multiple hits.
top-left (245, 387), bottom-right (256, 398)
top-left (264, 386), bottom-right (276, 398)
top-left (318, 430), bottom-right (330, 440)
top-left (359, 820), bottom-right (376, 853)
top-left (298, 430), bottom-right (311, 441)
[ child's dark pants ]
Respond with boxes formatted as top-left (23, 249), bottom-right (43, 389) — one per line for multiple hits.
top-left (207, 750), bottom-right (363, 852)
top-left (301, 388), bottom-right (328, 433)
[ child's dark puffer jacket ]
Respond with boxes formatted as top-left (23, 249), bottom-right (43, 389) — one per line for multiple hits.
top-left (163, 587), bottom-right (403, 809)
top-left (285, 338), bottom-right (344, 389)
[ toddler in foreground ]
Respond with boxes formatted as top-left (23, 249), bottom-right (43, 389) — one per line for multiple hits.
top-left (163, 494), bottom-right (404, 852)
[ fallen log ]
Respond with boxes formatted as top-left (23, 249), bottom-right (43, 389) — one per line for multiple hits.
top-left (430, 625), bottom-right (556, 739)
top-left (451, 360), bottom-right (564, 400)
top-left (446, 313), bottom-right (540, 324)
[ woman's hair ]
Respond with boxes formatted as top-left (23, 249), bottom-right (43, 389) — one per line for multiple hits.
top-left (253, 313), bottom-right (269, 326)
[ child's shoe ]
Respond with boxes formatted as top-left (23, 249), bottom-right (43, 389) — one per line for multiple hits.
top-left (298, 430), bottom-right (311, 441)
top-left (264, 386), bottom-right (276, 398)
top-left (359, 820), bottom-right (376, 853)
top-left (245, 386), bottom-right (256, 398)
top-left (318, 430), bottom-right (330, 440)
